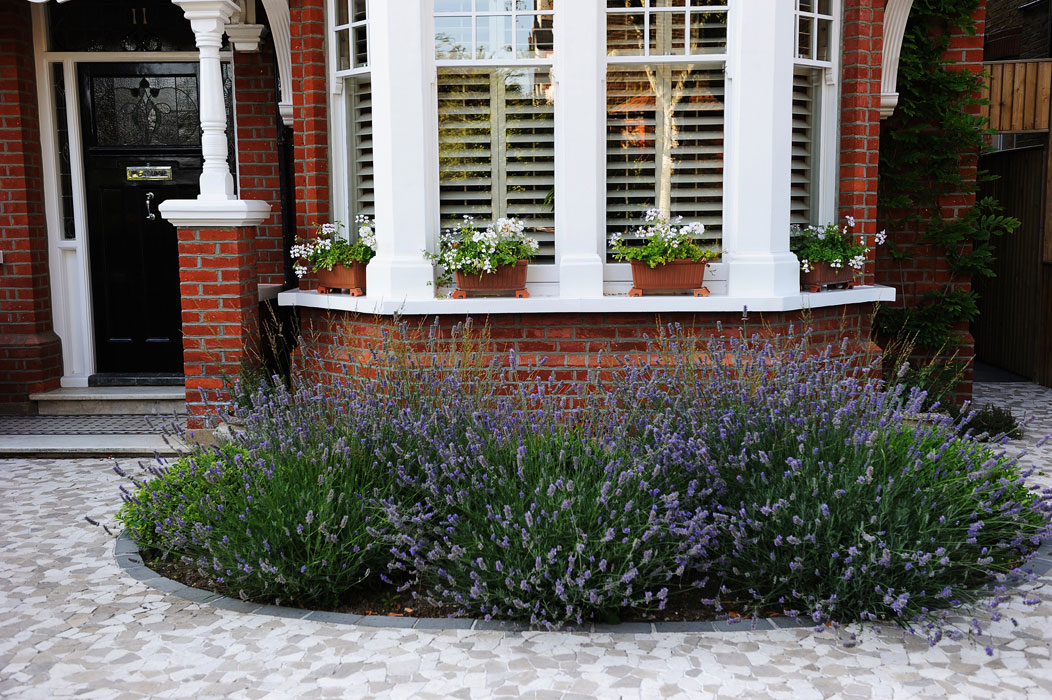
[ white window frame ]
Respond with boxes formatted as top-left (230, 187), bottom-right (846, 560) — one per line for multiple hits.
top-left (603, 2), bottom-right (731, 292)
top-left (329, 0), bottom-right (372, 234)
top-left (793, 0), bottom-right (840, 224)
top-left (310, 0), bottom-right (883, 312)
top-left (431, 2), bottom-right (559, 286)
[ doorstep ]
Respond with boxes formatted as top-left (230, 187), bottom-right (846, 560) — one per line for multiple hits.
top-left (29, 386), bottom-right (187, 416)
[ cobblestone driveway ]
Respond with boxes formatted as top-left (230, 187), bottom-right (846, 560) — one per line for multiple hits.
top-left (0, 382), bottom-right (1050, 699)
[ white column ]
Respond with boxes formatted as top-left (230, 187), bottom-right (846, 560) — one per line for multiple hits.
top-left (161, 0), bottom-right (269, 227)
top-left (554, 1), bottom-right (605, 298)
top-left (173, 0), bottom-right (238, 201)
top-left (722, 0), bottom-right (800, 298)
top-left (365, 0), bottom-right (436, 301)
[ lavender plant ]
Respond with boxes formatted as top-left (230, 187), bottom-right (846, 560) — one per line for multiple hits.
top-left (113, 319), bottom-right (1050, 643)
top-left (604, 327), bottom-right (1051, 639)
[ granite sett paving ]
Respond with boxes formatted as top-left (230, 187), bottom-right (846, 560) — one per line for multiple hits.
top-left (0, 381), bottom-right (1049, 699)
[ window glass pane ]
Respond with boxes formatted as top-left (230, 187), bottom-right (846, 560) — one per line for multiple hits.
top-left (436, 0), bottom-right (473, 11)
top-left (818, 0), bottom-right (831, 14)
top-left (476, 15), bottom-right (514, 59)
top-left (437, 68), bottom-right (556, 265)
top-left (649, 10), bottom-right (686, 56)
top-left (436, 16), bottom-right (473, 59)
top-left (337, 29), bottom-right (351, 71)
top-left (606, 65), bottom-right (724, 256)
top-left (798, 0), bottom-right (814, 11)
top-left (688, 9), bottom-right (726, 54)
top-left (607, 11), bottom-right (645, 56)
top-left (336, 0), bottom-right (348, 26)
top-left (608, 0), bottom-right (645, 7)
top-left (816, 18), bottom-right (832, 62)
top-left (516, 14), bottom-right (553, 58)
top-left (52, 64), bottom-right (76, 240)
top-left (352, 0), bottom-right (367, 22)
top-left (347, 76), bottom-right (375, 222)
top-left (517, 0), bottom-right (552, 10)
top-left (353, 25), bottom-right (368, 67)
top-left (797, 16), bottom-right (813, 59)
top-left (476, 0), bottom-right (514, 10)
top-left (790, 68), bottom-right (820, 226)
top-left (652, 0), bottom-right (687, 7)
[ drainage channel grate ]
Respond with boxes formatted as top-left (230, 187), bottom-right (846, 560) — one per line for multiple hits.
top-left (0, 415), bottom-right (184, 436)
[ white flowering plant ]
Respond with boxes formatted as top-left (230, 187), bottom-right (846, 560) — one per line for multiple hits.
top-left (610, 209), bottom-right (720, 268)
top-left (290, 217), bottom-right (376, 279)
top-left (790, 216), bottom-right (886, 275)
top-left (426, 216), bottom-right (539, 286)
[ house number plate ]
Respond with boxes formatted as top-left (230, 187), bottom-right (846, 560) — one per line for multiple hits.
top-left (126, 166), bottom-right (173, 181)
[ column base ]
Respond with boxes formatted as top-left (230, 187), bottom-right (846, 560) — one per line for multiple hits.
top-left (558, 254), bottom-right (605, 299)
top-left (724, 251), bottom-right (801, 298)
top-left (366, 257), bottom-right (436, 302)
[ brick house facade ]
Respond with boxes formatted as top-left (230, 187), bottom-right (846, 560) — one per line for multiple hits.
top-left (0, 0), bottom-right (987, 422)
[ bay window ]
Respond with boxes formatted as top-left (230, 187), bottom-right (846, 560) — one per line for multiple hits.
top-left (317, 0), bottom-right (855, 306)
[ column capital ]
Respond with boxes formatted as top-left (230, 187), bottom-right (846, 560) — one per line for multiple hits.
top-left (171, 0), bottom-right (240, 23)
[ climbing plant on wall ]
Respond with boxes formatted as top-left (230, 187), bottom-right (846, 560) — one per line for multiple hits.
top-left (876, 0), bottom-right (1019, 359)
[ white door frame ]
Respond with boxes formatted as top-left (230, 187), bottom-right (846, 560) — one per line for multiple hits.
top-left (31, 3), bottom-right (235, 387)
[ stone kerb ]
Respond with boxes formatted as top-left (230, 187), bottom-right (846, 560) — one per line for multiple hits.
top-left (113, 528), bottom-right (1052, 633)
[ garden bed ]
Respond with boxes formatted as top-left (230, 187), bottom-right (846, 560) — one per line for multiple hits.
top-left (111, 323), bottom-right (1052, 646)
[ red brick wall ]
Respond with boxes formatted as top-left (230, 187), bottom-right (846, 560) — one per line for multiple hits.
top-left (294, 306), bottom-right (879, 387)
top-left (0, 0), bottom-right (63, 412)
top-left (177, 226), bottom-right (260, 428)
top-left (840, 0), bottom-right (885, 287)
top-left (875, 1), bottom-right (987, 400)
top-left (290, 0), bottom-right (330, 242)
top-left (233, 36), bottom-right (285, 287)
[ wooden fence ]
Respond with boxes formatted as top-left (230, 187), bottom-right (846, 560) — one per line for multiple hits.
top-left (976, 60), bottom-right (1052, 387)
top-left (982, 60), bottom-right (1052, 132)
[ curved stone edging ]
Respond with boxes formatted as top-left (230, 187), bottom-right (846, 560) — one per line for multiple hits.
top-left (114, 530), bottom-right (1052, 634)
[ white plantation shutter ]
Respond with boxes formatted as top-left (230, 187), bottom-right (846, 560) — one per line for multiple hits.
top-left (606, 65), bottom-right (724, 255)
top-left (790, 68), bottom-right (819, 226)
top-left (437, 68), bottom-right (555, 265)
top-left (348, 76), bottom-right (374, 220)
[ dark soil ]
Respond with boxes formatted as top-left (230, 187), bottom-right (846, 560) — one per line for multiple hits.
top-left (145, 553), bottom-right (745, 625)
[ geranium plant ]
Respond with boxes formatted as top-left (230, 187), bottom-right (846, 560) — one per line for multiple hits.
top-left (790, 216), bottom-right (886, 274)
top-left (610, 209), bottom-right (720, 268)
top-left (291, 216), bottom-right (376, 279)
top-left (427, 216), bottom-right (539, 286)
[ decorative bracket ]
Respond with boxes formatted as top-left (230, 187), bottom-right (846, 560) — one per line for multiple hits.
top-left (881, 0), bottom-right (915, 120)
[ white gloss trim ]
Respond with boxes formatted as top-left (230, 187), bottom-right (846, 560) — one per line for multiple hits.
top-left (279, 284), bottom-right (895, 317)
top-left (158, 198), bottom-right (272, 227)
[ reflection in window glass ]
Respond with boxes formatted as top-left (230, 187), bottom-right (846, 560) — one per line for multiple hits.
top-left (437, 68), bottom-right (556, 264)
top-left (606, 65), bottom-right (724, 254)
top-left (435, 1), bottom-right (554, 60)
top-left (606, 2), bottom-right (727, 57)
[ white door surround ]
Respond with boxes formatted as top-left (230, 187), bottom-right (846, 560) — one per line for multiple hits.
top-left (30, 3), bottom-right (238, 387)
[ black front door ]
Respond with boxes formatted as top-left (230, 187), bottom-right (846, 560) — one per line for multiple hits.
top-left (79, 62), bottom-right (202, 376)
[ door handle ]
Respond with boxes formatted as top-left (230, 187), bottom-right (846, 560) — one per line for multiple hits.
top-left (145, 192), bottom-right (156, 221)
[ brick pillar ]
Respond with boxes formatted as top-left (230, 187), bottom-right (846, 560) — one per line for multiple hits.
top-left (0, 0), bottom-right (63, 413)
top-left (177, 226), bottom-right (259, 428)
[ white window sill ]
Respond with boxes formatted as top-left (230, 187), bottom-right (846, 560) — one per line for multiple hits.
top-left (277, 285), bottom-right (895, 316)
